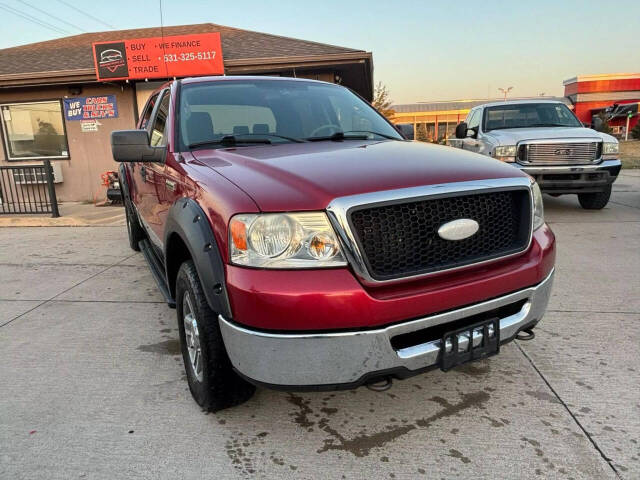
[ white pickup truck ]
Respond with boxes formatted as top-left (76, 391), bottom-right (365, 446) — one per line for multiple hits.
top-left (448, 100), bottom-right (621, 209)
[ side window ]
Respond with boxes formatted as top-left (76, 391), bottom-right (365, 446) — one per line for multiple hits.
top-left (150, 92), bottom-right (170, 147)
top-left (139, 93), bottom-right (159, 130)
top-left (467, 109), bottom-right (481, 130)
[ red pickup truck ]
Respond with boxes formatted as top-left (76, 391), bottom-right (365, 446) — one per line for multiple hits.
top-left (112, 76), bottom-right (555, 411)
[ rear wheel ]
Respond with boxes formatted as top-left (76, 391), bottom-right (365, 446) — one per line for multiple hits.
top-left (176, 260), bottom-right (255, 411)
top-left (124, 195), bottom-right (145, 251)
top-left (578, 185), bottom-right (612, 210)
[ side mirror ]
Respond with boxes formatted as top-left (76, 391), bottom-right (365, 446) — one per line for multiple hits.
top-left (455, 122), bottom-right (468, 139)
top-left (592, 116), bottom-right (604, 131)
top-left (111, 130), bottom-right (166, 163)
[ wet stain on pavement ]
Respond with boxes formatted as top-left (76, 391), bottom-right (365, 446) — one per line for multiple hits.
top-left (137, 339), bottom-right (180, 355)
top-left (307, 391), bottom-right (491, 458)
top-left (447, 448), bottom-right (471, 464)
top-left (456, 363), bottom-right (490, 376)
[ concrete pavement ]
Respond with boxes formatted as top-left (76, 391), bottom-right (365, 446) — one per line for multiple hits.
top-left (0, 172), bottom-right (638, 479)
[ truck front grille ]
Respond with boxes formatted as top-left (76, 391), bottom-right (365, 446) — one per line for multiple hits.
top-left (349, 189), bottom-right (532, 281)
top-left (518, 142), bottom-right (600, 165)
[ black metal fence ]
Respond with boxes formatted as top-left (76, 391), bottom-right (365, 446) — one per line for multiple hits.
top-left (0, 160), bottom-right (60, 217)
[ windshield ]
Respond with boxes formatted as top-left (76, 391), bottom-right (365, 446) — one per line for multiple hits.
top-left (178, 79), bottom-right (402, 149)
top-left (483, 103), bottom-right (582, 131)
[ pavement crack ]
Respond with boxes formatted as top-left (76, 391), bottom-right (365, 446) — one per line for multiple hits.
top-left (0, 254), bottom-right (137, 329)
top-left (515, 341), bottom-right (622, 479)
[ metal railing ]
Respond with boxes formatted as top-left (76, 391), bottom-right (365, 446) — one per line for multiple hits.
top-left (0, 160), bottom-right (60, 217)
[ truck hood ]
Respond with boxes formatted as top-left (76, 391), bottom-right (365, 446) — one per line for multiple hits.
top-left (486, 126), bottom-right (616, 145)
top-left (192, 140), bottom-right (527, 211)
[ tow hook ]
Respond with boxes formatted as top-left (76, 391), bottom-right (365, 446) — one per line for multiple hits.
top-left (516, 328), bottom-right (535, 341)
top-left (365, 377), bottom-right (393, 392)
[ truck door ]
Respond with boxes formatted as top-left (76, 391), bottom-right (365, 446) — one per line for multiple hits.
top-left (137, 90), bottom-right (171, 251)
top-left (462, 109), bottom-right (483, 153)
top-left (129, 92), bottom-right (158, 239)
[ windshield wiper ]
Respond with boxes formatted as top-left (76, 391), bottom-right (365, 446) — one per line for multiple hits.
top-left (306, 130), bottom-right (398, 142)
top-left (236, 133), bottom-right (306, 143)
top-left (489, 123), bottom-right (576, 131)
top-left (528, 123), bottom-right (575, 127)
top-left (188, 135), bottom-right (271, 149)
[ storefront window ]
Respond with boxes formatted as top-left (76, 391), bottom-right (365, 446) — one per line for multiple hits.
top-left (1, 101), bottom-right (69, 161)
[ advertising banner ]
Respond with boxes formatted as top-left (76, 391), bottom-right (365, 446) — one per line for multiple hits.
top-left (63, 95), bottom-right (118, 121)
top-left (92, 33), bottom-right (224, 81)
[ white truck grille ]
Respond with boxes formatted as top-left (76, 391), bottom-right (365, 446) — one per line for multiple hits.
top-left (519, 142), bottom-right (600, 165)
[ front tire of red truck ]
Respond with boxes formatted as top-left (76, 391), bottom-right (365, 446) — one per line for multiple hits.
top-left (175, 260), bottom-right (256, 411)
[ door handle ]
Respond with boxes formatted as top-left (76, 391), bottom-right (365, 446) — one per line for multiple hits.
top-left (140, 165), bottom-right (147, 182)
top-left (165, 179), bottom-right (176, 192)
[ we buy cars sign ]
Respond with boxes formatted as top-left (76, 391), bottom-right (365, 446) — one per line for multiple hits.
top-left (92, 33), bottom-right (224, 81)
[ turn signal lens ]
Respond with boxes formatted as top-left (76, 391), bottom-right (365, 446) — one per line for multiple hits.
top-left (308, 232), bottom-right (339, 260)
top-left (230, 219), bottom-right (248, 250)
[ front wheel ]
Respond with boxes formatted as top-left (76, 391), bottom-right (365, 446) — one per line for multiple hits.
top-left (176, 260), bottom-right (255, 411)
top-left (578, 185), bottom-right (612, 210)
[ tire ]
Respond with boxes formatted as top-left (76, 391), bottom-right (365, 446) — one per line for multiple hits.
top-left (124, 195), bottom-right (145, 251)
top-left (175, 260), bottom-right (255, 411)
top-left (578, 185), bottom-right (612, 210)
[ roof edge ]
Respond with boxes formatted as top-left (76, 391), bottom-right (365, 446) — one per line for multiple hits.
top-left (0, 52), bottom-right (372, 88)
top-left (563, 72), bottom-right (640, 86)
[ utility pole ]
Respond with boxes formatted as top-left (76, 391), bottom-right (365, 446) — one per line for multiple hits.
top-left (498, 87), bottom-right (513, 101)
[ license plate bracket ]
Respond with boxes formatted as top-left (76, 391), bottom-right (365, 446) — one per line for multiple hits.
top-left (440, 318), bottom-right (500, 371)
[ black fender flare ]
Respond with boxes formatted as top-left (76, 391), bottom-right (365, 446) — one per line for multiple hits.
top-left (118, 163), bottom-right (132, 203)
top-left (164, 198), bottom-right (233, 319)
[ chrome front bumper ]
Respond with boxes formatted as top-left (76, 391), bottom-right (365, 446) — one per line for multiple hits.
top-left (515, 159), bottom-right (621, 193)
top-left (219, 269), bottom-right (555, 389)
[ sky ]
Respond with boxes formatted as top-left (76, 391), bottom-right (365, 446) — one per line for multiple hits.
top-left (1, 0), bottom-right (638, 104)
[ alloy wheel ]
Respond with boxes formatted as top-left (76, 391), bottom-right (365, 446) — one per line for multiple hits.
top-left (182, 291), bottom-right (204, 382)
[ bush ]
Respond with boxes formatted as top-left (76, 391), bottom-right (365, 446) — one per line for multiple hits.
top-left (631, 121), bottom-right (640, 140)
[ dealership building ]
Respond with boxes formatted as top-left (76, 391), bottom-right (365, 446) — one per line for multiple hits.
top-left (0, 23), bottom-right (373, 202)
top-left (563, 72), bottom-right (640, 136)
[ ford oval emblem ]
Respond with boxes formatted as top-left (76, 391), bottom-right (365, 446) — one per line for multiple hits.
top-left (437, 219), bottom-right (479, 241)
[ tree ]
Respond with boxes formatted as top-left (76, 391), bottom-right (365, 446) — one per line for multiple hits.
top-left (372, 81), bottom-right (395, 120)
top-left (415, 123), bottom-right (429, 142)
top-left (594, 112), bottom-right (613, 135)
top-left (631, 119), bottom-right (640, 140)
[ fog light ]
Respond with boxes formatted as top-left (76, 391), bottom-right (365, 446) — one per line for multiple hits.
top-left (487, 324), bottom-right (495, 338)
top-left (445, 338), bottom-right (453, 353)
top-left (457, 332), bottom-right (470, 352)
top-left (472, 328), bottom-right (484, 347)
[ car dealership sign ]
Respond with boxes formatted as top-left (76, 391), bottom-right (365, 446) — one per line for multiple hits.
top-left (63, 95), bottom-right (118, 120)
top-left (92, 33), bottom-right (224, 81)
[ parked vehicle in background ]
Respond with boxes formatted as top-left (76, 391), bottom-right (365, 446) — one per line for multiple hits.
top-left (448, 100), bottom-right (621, 209)
top-left (112, 76), bottom-right (555, 411)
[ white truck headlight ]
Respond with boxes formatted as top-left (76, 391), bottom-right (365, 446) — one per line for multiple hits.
top-left (230, 212), bottom-right (347, 268)
top-left (532, 181), bottom-right (544, 230)
top-left (493, 145), bottom-right (517, 162)
top-left (602, 142), bottom-right (619, 158)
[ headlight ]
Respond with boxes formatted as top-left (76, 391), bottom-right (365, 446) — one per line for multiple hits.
top-left (532, 181), bottom-right (544, 230)
top-left (603, 142), bottom-right (619, 157)
top-left (229, 212), bottom-right (347, 268)
top-left (493, 145), bottom-right (517, 162)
